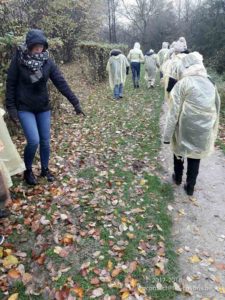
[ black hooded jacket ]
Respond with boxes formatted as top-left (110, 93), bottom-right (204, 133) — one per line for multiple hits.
top-left (6, 29), bottom-right (80, 114)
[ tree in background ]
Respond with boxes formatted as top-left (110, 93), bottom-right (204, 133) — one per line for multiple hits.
top-left (0, 0), bottom-right (104, 62)
top-left (107, 0), bottom-right (118, 43)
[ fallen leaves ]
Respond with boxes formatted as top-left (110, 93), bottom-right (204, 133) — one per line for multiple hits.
top-left (8, 293), bottom-right (19, 300)
top-left (91, 287), bottom-right (104, 298)
top-left (0, 69), bottom-right (183, 299)
top-left (3, 255), bottom-right (19, 268)
top-left (189, 255), bottom-right (201, 264)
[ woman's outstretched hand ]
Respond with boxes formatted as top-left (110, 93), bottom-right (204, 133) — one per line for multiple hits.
top-left (74, 104), bottom-right (86, 116)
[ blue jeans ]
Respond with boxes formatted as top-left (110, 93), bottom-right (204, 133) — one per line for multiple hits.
top-left (131, 62), bottom-right (141, 85)
top-left (114, 83), bottom-right (123, 99)
top-left (18, 111), bottom-right (51, 170)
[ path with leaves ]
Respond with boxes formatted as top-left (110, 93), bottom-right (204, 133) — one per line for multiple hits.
top-left (160, 104), bottom-right (225, 300)
top-left (0, 65), bottom-right (181, 300)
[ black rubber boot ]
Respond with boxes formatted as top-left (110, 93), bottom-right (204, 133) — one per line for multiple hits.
top-left (173, 155), bottom-right (184, 185)
top-left (172, 173), bottom-right (182, 185)
top-left (184, 183), bottom-right (194, 196)
top-left (40, 168), bottom-right (54, 182)
top-left (24, 169), bottom-right (37, 186)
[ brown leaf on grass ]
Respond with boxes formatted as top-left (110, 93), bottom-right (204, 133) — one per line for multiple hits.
top-left (36, 253), bottom-right (46, 265)
top-left (111, 268), bottom-right (122, 277)
top-left (128, 261), bottom-right (138, 273)
top-left (70, 286), bottom-right (84, 298)
top-left (91, 277), bottom-right (100, 285)
top-left (22, 273), bottom-right (33, 285)
top-left (8, 269), bottom-right (21, 280)
top-left (55, 287), bottom-right (70, 300)
top-left (61, 233), bottom-right (74, 245)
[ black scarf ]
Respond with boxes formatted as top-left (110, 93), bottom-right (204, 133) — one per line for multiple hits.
top-left (18, 44), bottom-right (49, 83)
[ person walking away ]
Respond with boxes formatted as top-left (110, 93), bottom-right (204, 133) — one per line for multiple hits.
top-left (106, 49), bottom-right (130, 100)
top-left (157, 42), bottom-right (170, 79)
top-left (127, 42), bottom-right (144, 88)
top-left (6, 29), bottom-right (85, 186)
top-left (166, 37), bottom-right (189, 94)
top-left (144, 49), bottom-right (158, 88)
top-left (163, 52), bottom-right (220, 196)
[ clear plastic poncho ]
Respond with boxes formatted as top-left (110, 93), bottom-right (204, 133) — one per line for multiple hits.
top-left (144, 51), bottom-right (158, 80)
top-left (127, 42), bottom-right (144, 63)
top-left (106, 54), bottom-right (130, 90)
top-left (0, 108), bottom-right (25, 187)
top-left (164, 56), bottom-right (220, 159)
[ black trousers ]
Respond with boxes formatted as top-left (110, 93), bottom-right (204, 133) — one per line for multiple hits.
top-left (174, 155), bottom-right (200, 187)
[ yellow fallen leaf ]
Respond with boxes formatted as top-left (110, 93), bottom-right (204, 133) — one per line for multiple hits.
top-left (0, 247), bottom-right (3, 258)
top-left (62, 233), bottom-right (74, 245)
top-left (189, 255), bottom-right (201, 263)
top-left (130, 278), bottom-right (138, 288)
top-left (121, 216), bottom-right (127, 223)
top-left (8, 293), bottom-right (19, 300)
top-left (127, 233), bottom-right (135, 239)
top-left (178, 209), bottom-right (186, 216)
top-left (140, 179), bottom-right (146, 186)
top-left (4, 249), bottom-right (13, 256)
top-left (137, 286), bottom-right (146, 294)
top-left (155, 261), bottom-right (165, 272)
top-left (3, 255), bottom-right (19, 268)
top-left (121, 291), bottom-right (130, 299)
top-left (107, 260), bottom-right (113, 271)
top-left (218, 287), bottom-right (225, 294)
top-left (207, 257), bottom-right (214, 264)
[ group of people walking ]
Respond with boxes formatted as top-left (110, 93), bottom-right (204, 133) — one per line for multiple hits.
top-left (0, 30), bottom-right (221, 245)
top-left (106, 37), bottom-right (220, 198)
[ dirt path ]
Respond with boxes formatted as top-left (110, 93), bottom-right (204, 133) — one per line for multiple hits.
top-left (160, 103), bottom-right (225, 299)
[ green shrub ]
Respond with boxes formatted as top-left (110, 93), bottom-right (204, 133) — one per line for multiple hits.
top-left (78, 41), bottom-right (128, 83)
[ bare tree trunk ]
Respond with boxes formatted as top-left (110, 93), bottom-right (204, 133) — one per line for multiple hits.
top-left (112, 0), bottom-right (117, 43)
top-left (107, 0), bottom-right (112, 42)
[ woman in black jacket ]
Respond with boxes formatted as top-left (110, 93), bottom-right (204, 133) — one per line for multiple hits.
top-left (6, 29), bottom-right (85, 185)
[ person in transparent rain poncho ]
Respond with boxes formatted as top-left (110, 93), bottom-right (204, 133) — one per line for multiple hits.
top-left (161, 42), bottom-right (176, 102)
top-left (166, 37), bottom-right (189, 94)
top-left (127, 42), bottom-right (144, 88)
top-left (106, 49), bottom-right (130, 100)
top-left (163, 52), bottom-right (220, 196)
top-left (144, 49), bottom-right (158, 88)
top-left (0, 108), bottom-right (25, 244)
top-left (157, 42), bottom-right (170, 79)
